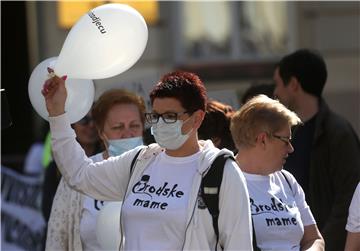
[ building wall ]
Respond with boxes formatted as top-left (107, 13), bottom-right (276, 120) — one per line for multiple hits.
top-left (296, 2), bottom-right (360, 135)
top-left (28, 1), bottom-right (360, 135)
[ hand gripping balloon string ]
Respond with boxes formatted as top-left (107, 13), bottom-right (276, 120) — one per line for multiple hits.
top-left (47, 71), bottom-right (56, 79)
top-left (46, 68), bottom-right (67, 81)
top-left (30, 57), bottom-right (90, 123)
top-left (47, 67), bottom-right (56, 79)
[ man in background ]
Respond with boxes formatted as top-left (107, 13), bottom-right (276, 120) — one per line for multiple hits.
top-left (273, 49), bottom-right (360, 251)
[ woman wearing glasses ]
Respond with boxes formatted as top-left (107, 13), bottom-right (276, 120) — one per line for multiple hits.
top-left (230, 95), bottom-right (324, 250)
top-left (42, 70), bottom-right (252, 250)
top-left (45, 89), bottom-right (146, 251)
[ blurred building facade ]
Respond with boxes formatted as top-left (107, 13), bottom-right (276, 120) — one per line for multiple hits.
top-left (2, 1), bottom-right (359, 169)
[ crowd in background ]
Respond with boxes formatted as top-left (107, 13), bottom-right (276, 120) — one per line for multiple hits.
top-left (2, 48), bottom-right (359, 251)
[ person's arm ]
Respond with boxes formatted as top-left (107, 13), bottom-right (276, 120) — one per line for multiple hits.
top-left (42, 72), bottom-right (67, 117)
top-left (49, 112), bottom-right (141, 201)
top-left (300, 224), bottom-right (325, 251)
top-left (42, 73), bottom-right (137, 201)
top-left (218, 160), bottom-right (252, 250)
top-left (345, 232), bottom-right (360, 251)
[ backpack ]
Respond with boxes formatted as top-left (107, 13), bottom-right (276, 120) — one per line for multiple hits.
top-left (130, 149), bottom-right (235, 251)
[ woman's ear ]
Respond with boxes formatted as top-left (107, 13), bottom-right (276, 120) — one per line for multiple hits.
top-left (256, 132), bottom-right (268, 149)
top-left (193, 110), bottom-right (205, 129)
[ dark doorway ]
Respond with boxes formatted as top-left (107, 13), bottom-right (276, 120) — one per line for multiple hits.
top-left (1, 1), bottom-right (34, 171)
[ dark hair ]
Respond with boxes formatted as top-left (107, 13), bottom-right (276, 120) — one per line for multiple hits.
top-left (278, 49), bottom-right (327, 97)
top-left (242, 83), bottom-right (275, 104)
top-left (198, 100), bottom-right (236, 151)
top-left (149, 71), bottom-right (207, 112)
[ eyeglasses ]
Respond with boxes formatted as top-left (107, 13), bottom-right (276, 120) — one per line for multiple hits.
top-left (145, 111), bottom-right (190, 124)
top-left (272, 134), bottom-right (292, 146)
top-left (77, 116), bottom-right (93, 126)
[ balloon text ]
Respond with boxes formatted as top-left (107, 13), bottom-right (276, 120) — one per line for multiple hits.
top-left (88, 11), bottom-right (107, 34)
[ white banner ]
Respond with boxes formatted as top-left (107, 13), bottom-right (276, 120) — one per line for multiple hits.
top-left (1, 166), bottom-right (45, 251)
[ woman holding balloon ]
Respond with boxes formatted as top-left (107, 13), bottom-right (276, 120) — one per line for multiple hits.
top-left (42, 71), bottom-right (252, 250)
top-left (45, 89), bottom-right (146, 251)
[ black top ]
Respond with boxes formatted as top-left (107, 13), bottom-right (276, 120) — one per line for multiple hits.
top-left (41, 161), bottom-right (62, 222)
top-left (284, 114), bottom-right (317, 197)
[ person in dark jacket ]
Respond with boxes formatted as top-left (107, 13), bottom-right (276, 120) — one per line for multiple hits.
top-left (273, 48), bottom-right (360, 251)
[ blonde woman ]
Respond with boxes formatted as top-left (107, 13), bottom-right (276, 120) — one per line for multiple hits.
top-left (230, 95), bottom-right (325, 250)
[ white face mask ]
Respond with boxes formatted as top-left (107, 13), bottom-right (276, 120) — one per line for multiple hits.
top-left (151, 117), bottom-right (193, 150)
top-left (108, 136), bottom-right (143, 157)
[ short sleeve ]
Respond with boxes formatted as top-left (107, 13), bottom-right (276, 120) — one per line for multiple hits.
top-left (346, 183), bottom-right (360, 233)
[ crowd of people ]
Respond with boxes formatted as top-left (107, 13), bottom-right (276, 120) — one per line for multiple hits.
top-left (16, 48), bottom-right (359, 251)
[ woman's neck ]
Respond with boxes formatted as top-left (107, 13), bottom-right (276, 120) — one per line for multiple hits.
top-left (236, 149), bottom-right (269, 175)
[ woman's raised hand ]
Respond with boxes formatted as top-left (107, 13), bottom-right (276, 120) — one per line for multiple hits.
top-left (41, 67), bottom-right (68, 117)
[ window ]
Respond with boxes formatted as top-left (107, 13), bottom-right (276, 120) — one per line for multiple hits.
top-left (173, 1), bottom-right (296, 64)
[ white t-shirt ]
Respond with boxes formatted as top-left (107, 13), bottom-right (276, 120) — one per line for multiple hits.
top-left (244, 170), bottom-right (316, 251)
top-left (80, 153), bottom-right (107, 251)
top-left (346, 182), bottom-right (360, 233)
top-left (122, 151), bottom-right (200, 251)
top-left (80, 196), bottom-right (107, 250)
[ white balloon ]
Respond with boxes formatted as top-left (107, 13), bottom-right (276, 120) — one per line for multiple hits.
top-left (54, 3), bottom-right (148, 79)
top-left (96, 202), bottom-right (122, 251)
top-left (28, 57), bottom-right (95, 123)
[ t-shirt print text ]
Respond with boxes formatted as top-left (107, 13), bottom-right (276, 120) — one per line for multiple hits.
top-left (251, 197), bottom-right (298, 227)
top-left (131, 175), bottom-right (184, 210)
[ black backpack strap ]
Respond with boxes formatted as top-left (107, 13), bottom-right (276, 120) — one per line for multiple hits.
top-left (201, 153), bottom-right (235, 251)
top-left (252, 217), bottom-right (261, 251)
top-left (130, 148), bottom-right (142, 174)
top-left (280, 170), bottom-right (294, 196)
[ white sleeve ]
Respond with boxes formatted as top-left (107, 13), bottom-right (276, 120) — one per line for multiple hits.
top-left (218, 160), bottom-right (253, 250)
top-left (49, 113), bottom-right (141, 201)
top-left (346, 183), bottom-right (360, 233)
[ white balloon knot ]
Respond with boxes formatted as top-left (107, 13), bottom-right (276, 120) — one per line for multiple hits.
top-left (47, 72), bottom-right (56, 79)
